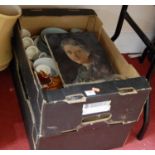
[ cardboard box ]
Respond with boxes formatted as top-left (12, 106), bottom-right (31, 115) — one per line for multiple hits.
top-left (11, 8), bottom-right (151, 149)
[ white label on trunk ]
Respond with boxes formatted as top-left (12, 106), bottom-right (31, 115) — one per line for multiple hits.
top-left (82, 101), bottom-right (111, 115)
top-left (84, 90), bottom-right (96, 96)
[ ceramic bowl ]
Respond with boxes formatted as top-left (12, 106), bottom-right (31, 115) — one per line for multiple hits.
top-left (35, 64), bottom-right (51, 75)
top-left (21, 28), bottom-right (31, 38)
top-left (22, 37), bottom-right (34, 49)
top-left (25, 45), bottom-right (39, 60)
top-left (33, 57), bottom-right (58, 76)
top-left (39, 52), bottom-right (48, 58)
top-left (41, 27), bottom-right (68, 41)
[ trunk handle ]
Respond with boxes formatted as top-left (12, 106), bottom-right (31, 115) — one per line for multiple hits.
top-left (82, 113), bottom-right (112, 125)
top-left (64, 93), bottom-right (86, 104)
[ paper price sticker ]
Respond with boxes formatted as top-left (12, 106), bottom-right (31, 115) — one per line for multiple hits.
top-left (82, 100), bottom-right (111, 115)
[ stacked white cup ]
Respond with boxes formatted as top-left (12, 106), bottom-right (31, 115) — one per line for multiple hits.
top-left (21, 28), bottom-right (58, 77)
top-left (21, 28), bottom-right (40, 61)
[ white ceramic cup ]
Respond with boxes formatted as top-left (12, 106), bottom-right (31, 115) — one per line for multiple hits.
top-left (39, 52), bottom-right (48, 58)
top-left (21, 28), bottom-right (31, 38)
top-left (22, 37), bottom-right (34, 49)
top-left (25, 45), bottom-right (39, 60)
top-left (33, 57), bottom-right (58, 76)
top-left (35, 64), bottom-right (51, 75)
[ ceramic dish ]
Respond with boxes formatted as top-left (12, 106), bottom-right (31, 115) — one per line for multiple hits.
top-left (25, 45), bottom-right (39, 60)
top-left (35, 64), bottom-right (51, 75)
top-left (22, 37), bottom-right (34, 49)
top-left (21, 28), bottom-right (31, 38)
top-left (33, 57), bottom-right (58, 76)
top-left (41, 27), bottom-right (68, 41)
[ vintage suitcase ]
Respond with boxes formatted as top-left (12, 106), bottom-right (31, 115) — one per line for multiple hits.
top-left (11, 8), bottom-right (151, 149)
